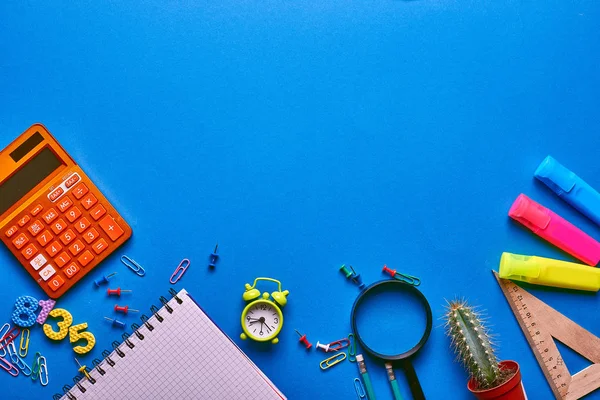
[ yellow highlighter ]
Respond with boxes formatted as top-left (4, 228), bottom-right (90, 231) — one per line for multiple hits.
top-left (498, 252), bottom-right (600, 292)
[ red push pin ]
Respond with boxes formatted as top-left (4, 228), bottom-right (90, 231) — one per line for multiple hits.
top-left (295, 329), bottom-right (312, 349)
top-left (382, 265), bottom-right (397, 277)
top-left (114, 305), bottom-right (139, 314)
top-left (107, 287), bottom-right (132, 297)
top-left (382, 264), bottom-right (421, 286)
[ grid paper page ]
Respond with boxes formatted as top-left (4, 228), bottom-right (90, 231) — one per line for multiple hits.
top-left (62, 289), bottom-right (285, 400)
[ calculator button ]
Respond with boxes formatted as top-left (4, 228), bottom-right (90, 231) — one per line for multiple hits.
top-left (12, 233), bottom-right (29, 249)
top-left (72, 183), bottom-right (88, 200)
top-left (83, 228), bottom-right (100, 244)
top-left (63, 262), bottom-right (80, 279)
top-left (27, 220), bottom-right (44, 237)
top-left (55, 252), bottom-right (71, 268)
top-left (99, 216), bottom-right (125, 241)
top-left (30, 254), bottom-right (47, 271)
top-left (90, 204), bottom-right (107, 221)
top-left (78, 250), bottom-right (94, 267)
top-left (39, 264), bottom-right (56, 281)
top-left (69, 240), bottom-right (85, 256)
top-left (21, 244), bottom-right (38, 260)
top-left (65, 206), bottom-right (82, 223)
top-left (81, 193), bottom-right (98, 210)
top-left (57, 196), bottom-right (73, 213)
top-left (75, 217), bottom-right (91, 233)
top-left (51, 219), bottom-right (68, 235)
top-left (46, 241), bottom-right (63, 257)
top-left (65, 174), bottom-right (80, 188)
top-left (48, 276), bottom-right (65, 292)
top-left (18, 215), bottom-right (31, 227)
top-left (5, 225), bottom-right (18, 238)
top-left (42, 208), bottom-right (59, 224)
top-left (31, 204), bottom-right (43, 216)
top-left (49, 187), bottom-right (64, 202)
top-left (92, 239), bottom-right (108, 255)
top-left (60, 229), bottom-right (76, 245)
top-left (37, 230), bottom-right (53, 247)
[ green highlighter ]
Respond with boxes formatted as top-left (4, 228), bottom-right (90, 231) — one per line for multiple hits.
top-left (356, 354), bottom-right (376, 400)
top-left (385, 363), bottom-right (404, 400)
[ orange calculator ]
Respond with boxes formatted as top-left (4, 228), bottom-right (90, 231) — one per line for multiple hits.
top-left (0, 124), bottom-right (131, 298)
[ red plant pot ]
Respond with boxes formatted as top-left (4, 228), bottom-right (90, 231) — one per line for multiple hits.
top-left (467, 361), bottom-right (527, 400)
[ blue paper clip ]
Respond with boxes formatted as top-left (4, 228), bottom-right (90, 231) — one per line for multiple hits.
top-left (121, 255), bottom-right (146, 277)
top-left (354, 377), bottom-right (366, 399)
top-left (170, 259), bottom-right (190, 284)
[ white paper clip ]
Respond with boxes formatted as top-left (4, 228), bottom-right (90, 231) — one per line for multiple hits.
top-left (39, 356), bottom-right (48, 386)
top-left (0, 323), bottom-right (10, 357)
top-left (121, 255), bottom-right (146, 277)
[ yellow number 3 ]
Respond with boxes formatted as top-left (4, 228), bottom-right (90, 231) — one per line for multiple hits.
top-left (69, 323), bottom-right (96, 354)
top-left (43, 309), bottom-right (96, 354)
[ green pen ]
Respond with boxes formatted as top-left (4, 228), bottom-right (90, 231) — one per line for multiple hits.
top-left (385, 362), bottom-right (404, 400)
top-left (356, 354), bottom-right (376, 400)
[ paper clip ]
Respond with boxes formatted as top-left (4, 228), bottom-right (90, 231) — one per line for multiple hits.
top-left (7, 342), bottom-right (17, 359)
top-left (382, 265), bottom-right (421, 286)
top-left (31, 352), bottom-right (42, 381)
top-left (348, 333), bottom-right (357, 362)
top-left (0, 326), bottom-right (20, 353)
top-left (0, 356), bottom-right (19, 377)
top-left (121, 255), bottom-right (146, 277)
top-left (10, 351), bottom-right (31, 377)
top-left (170, 259), bottom-right (190, 284)
top-left (39, 356), bottom-right (49, 386)
top-left (320, 352), bottom-right (347, 370)
top-left (0, 323), bottom-right (9, 357)
top-left (328, 338), bottom-right (351, 352)
top-left (354, 378), bottom-right (366, 399)
top-left (19, 328), bottom-right (29, 357)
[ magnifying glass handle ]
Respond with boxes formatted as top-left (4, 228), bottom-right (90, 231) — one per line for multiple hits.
top-left (402, 361), bottom-right (426, 400)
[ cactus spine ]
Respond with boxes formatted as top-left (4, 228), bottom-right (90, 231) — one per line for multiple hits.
top-left (445, 300), bottom-right (500, 389)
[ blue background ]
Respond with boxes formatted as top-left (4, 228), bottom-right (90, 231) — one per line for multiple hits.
top-left (1, 1), bottom-right (600, 399)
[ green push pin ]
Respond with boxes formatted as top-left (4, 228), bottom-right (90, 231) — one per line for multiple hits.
top-left (339, 264), bottom-right (355, 279)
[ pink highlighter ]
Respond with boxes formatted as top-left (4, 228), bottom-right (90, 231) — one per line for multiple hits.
top-left (508, 193), bottom-right (600, 266)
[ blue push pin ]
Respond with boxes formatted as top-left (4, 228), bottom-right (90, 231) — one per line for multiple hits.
top-left (104, 317), bottom-right (126, 329)
top-left (208, 243), bottom-right (219, 269)
top-left (94, 272), bottom-right (117, 287)
top-left (351, 271), bottom-right (366, 290)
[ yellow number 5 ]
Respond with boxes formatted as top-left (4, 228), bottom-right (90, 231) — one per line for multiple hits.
top-left (69, 323), bottom-right (96, 354)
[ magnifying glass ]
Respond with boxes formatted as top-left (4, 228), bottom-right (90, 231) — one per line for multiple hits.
top-left (350, 279), bottom-right (432, 400)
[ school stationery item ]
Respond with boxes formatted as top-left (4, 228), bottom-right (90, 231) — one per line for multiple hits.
top-left (535, 156), bottom-right (600, 226)
top-left (0, 124), bottom-right (132, 298)
top-left (355, 377), bottom-right (367, 399)
top-left (348, 333), bottom-right (357, 362)
top-left (94, 272), bottom-right (116, 286)
top-left (315, 341), bottom-right (331, 352)
top-left (38, 356), bottom-right (48, 385)
top-left (114, 305), bottom-right (139, 314)
top-left (120, 255), bottom-right (145, 277)
top-left (356, 354), bottom-right (376, 400)
top-left (169, 258), bottom-right (190, 283)
top-left (209, 243), bottom-right (219, 269)
top-left (106, 287), bottom-right (131, 296)
top-left (43, 308), bottom-right (95, 354)
top-left (54, 288), bottom-right (286, 400)
top-left (495, 271), bottom-right (600, 399)
top-left (499, 252), bottom-right (600, 292)
top-left (295, 329), bottom-right (312, 349)
top-left (104, 317), bottom-right (126, 329)
top-left (30, 352), bottom-right (42, 382)
top-left (508, 193), bottom-right (600, 265)
top-left (0, 326), bottom-right (20, 354)
top-left (327, 337), bottom-right (350, 352)
top-left (74, 358), bottom-right (92, 381)
top-left (320, 352), bottom-right (346, 370)
top-left (18, 328), bottom-right (29, 357)
top-left (351, 280), bottom-right (432, 400)
top-left (240, 277), bottom-right (288, 344)
top-left (0, 356), bottom-right (19, 377)
top-left (382, 265), bottom-right (420, 286)
top-left (385, 362), bottom-right (404, 400)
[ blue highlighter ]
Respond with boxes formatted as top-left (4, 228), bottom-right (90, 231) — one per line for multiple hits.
top-left (535, 155), bottom-right (600, 226)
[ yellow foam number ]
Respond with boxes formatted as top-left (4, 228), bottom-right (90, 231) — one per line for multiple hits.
top-left (43, 308), bottom-right (73, 341)
top-left (69, 323), bottom-right (96, 355)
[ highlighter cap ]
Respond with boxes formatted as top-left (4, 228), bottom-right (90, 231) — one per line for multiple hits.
top-left (534, 156), bottom-right (576, 194)
top-left (498, 252), bottom-right (540, 280)
top-left (508, 194), bottom-right (550, 231)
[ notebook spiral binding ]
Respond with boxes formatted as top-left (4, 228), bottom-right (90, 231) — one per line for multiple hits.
top-left (53, 288), bottom-right (183, 400)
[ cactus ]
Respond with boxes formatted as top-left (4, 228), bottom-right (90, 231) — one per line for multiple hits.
top-left (444, 300), bottom-right (507, 390)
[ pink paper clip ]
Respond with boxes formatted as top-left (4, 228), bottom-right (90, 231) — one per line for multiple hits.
top-left (0, 356), bottom-right (19, 377)
top-left (170, 259), bottom-right (191, 284)
top-left (509, 193), bottom-right (600, 266)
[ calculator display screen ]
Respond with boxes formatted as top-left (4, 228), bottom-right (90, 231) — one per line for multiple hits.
top-left (0, 147), bottom-right (64, 215)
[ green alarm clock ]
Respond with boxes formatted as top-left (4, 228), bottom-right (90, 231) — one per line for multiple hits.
top-left (240, 277), bottom-right (289, 344)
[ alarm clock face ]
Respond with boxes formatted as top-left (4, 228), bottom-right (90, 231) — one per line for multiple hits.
top-left (242, 300), bottom-right (283, 341)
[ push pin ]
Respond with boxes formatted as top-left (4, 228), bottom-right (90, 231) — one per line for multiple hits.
top-left (208, 243), bottom-right (219, 269)
top-left (339, 264), bottom-right (355, 279)
top-left (351, 270), bottom-right (365, 290)
top-left (94, 272), bottom-right (117, 287)
top-left (107, 287), bottom-right (132, 297)
top-left (315, 341), bottom-right (331, 352)
top-left (104, 317), bottom-right (126, 329)
top-left (382, 264), bottom-right (421, 286)
top-left (74, 358), bottom-right (91, 380)
top-left (295, 329), bottom-right (312, 349)
top-left (114, 305), bottom-right (139, 315)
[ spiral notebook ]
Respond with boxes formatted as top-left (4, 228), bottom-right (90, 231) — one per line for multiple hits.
top-left (56, 289), bottom-right (286, 400)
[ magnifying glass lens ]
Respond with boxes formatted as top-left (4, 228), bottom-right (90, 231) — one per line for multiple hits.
top-left (354, 284), bottom-right (428, 356)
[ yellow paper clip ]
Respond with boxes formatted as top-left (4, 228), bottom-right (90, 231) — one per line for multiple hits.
top-left (19, 329), bottom-right (29, 358)
top-left (170, 259), bottom-right (191, 284)
top-left (354, 378), bottom-right (366, 399)
top-left (39, 356), bottom-right (48, 386)
top-left (347, 333), bottom-right (356, 362)
top-left (121, 255), bottom-right (146, 277)
top-left (320, 352), bottom-right (346, 370)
